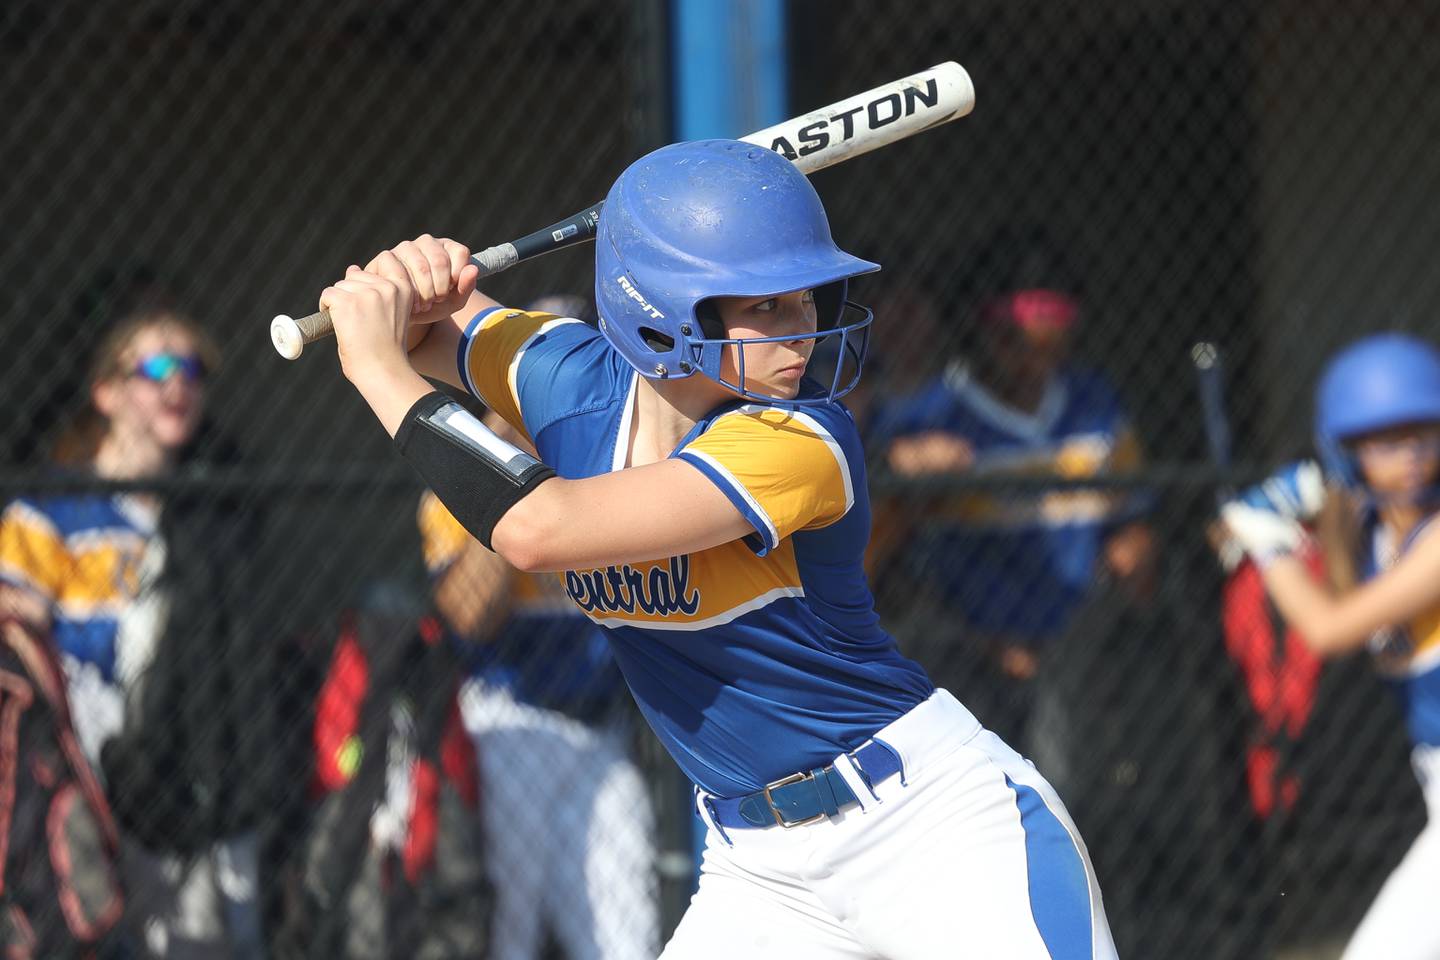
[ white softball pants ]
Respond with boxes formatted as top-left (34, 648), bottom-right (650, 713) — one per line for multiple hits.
top-left (1340, 743), bottom-right (1440, 960)
top-left (665, 689), bottom-right (1117, 959)
top-left (459, 681), bottom-right (659, 960)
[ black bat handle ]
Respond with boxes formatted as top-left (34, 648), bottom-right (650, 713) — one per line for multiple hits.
top-left (270, 203), bottom-right (606, 360)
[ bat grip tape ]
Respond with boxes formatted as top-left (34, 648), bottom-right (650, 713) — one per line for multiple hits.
top-left (394, 392), bottom-right (556, 550)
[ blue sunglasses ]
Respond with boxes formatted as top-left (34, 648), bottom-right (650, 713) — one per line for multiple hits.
top-left (132, 352), bottom-right (207, 384)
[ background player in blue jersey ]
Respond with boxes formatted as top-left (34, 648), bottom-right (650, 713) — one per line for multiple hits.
top-left (869, 268), bottom-right (1153, 747)
top-left (316, 139), bottom-right (1116, 958)
top-left (1222, 334), bottom-right (1440, 960)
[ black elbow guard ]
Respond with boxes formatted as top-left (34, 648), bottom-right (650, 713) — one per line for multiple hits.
top-left (394, 392), bottom-right (556, 550)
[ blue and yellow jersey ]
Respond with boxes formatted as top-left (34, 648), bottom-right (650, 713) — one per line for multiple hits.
top-left (458, 307), bottom-right (933, 797)
top-left (1366, 518), bottom-right (1440, 747)
top-left (0, 491), bottom-right (155, 682)
top-left (869, 360), bottom-right (1146, 641)
top-left (417, 491), bottom-right (618, 716)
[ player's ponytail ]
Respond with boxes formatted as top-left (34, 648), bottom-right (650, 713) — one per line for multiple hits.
top-left (1314, 485), bottom-right (1363, 593)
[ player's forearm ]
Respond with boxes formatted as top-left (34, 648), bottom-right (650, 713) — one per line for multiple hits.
top-left (349, 360), bottom-right (436, 439)
top-left (1261, 557), bottom-right (1367, 656)
top-left (491, 461), bottom-right (751, 573)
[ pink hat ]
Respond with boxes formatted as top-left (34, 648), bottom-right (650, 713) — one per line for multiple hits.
top-left (982, 289), bottom-right (1079, 330)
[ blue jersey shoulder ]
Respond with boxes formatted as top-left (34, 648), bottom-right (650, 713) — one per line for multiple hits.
top-left (514, 322), bottom-right (630, 439)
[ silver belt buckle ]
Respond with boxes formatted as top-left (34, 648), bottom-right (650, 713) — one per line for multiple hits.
top-left (762, 771), bottom-right (828, 828)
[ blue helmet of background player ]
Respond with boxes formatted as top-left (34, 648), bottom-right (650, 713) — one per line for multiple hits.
top-left (1315, 333), bottom-right (1440, 491)
top-left (594, 139), bottom-right (880, 405)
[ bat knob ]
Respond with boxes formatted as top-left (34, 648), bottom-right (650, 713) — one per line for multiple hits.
top-left (271, 315), bottom-right (306, 360)
top-left (1191, 341), bottom-right (1219, 370)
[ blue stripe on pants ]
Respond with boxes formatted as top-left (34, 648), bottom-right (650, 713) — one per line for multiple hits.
top-left (1006, 775), bottom-right (1093, 957)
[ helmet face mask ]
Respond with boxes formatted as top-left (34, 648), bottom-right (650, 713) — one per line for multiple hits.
top-left (594, 139), bottom-right (880, 405)
top-left (1338, 423), bottom-right (1440, 505)
top-left (691, 299), bottom-right (874, 404)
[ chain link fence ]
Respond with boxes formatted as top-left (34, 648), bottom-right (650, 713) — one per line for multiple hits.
top-left (1, 0), bottom-right (1438, 957)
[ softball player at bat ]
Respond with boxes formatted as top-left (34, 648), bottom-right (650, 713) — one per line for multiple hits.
top-left (1222, 334), bottom-right (1440, 960)
top-left (318, 139), bottom-right (1115, 958)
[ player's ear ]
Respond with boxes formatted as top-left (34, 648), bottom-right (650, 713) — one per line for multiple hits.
top-left (91, 378), bottom-right (123, 419)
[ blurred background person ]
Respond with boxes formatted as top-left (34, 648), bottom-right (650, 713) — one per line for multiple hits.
top-left (1221, 333), bottom-right (1440, 960)
top-left (419, 378), bottom-right (658, 959)
top-left (0, 615), bottom-right (125, 955)
top-left (0, 308), bottom-right (266, 958)
top-left (868, 245), bottom-right (1154, 749)
top-left (288, 582), bottom-right (487, 960)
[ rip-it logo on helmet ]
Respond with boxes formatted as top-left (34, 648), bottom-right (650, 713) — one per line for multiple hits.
top-left (594, 138), bottom-right (879, 405)
top-left (616, 275), bottom-right (664, 320)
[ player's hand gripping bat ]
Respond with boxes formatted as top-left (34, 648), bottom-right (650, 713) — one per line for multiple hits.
top-left (270, 61), bottom-right (975, 359)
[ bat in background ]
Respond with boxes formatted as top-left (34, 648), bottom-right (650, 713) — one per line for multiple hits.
top-left (1193, 340), bottom-right (1251, 571)
top-left (1192, 340), bottom-right (1233, 504)
top-left (271, 61), bottom-right (976, 359)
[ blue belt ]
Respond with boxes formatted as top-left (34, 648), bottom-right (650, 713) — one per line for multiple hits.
top-left (705, 740), bottom-right (903, 829)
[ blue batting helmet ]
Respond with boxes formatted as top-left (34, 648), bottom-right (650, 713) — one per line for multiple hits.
top-left (594, 139), bottom-right (880, 404)
top-left (1315, 333), bottom-right (1440, 488)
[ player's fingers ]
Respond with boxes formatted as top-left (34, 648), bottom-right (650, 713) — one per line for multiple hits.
top-left (369, 249), bottom-right (413, 285)
top-left (413, 237), bottom-right (477, 312)
top-left (383, 244), bottom-right (437, 310)
top-left (347, 269), bottom-right (405, 305)
top-left (455, 262), bottom-right (479, 301)
top-left (320, 275), bottom-right (374, 310)
top-left (329, 271), bottom-right (410, 321)
top-left (441, 237), bottom-right (473, 284)
top-left (412, 234), bottom-right (457, 304)
top-left (319, 267), bottom-right (362, 311)
top-left (317, 284), bottom-right (347, 315)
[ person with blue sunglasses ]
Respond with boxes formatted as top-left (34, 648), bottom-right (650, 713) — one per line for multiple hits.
top-left (0, 309), bottom-right (269, 958)
top-left (2, 310), bottom-right (213, 755)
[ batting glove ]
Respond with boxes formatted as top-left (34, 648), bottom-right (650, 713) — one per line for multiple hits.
top-left (1220, 501), bottom-right (1307, 568)
top-left (1237, 460), bottom-right (1326, 521)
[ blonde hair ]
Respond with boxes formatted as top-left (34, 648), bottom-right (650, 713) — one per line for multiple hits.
top-left (51, 310), bottom-right (221, 466)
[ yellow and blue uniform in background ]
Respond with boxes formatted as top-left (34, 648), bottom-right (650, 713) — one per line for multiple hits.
top-left (0, 489), bottom-right (155, 763)
top-left (870, 359), bottom-right (1147, 644)
top-left (0, 491), bottom-right (153, 683)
